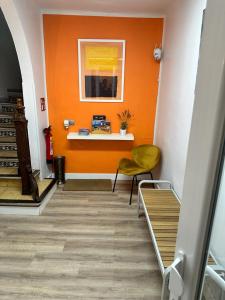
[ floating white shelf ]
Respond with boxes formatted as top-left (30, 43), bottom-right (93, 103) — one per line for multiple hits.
top-left (67, 132), bottom-right (134, 141)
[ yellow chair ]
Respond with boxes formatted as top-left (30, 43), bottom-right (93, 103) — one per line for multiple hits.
top-left (113, 144), bottom-right (160, 205)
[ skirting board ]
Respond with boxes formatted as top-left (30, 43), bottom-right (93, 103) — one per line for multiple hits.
top-left (65, 173), bottom-right (152, 180)
top-left (0, 184), bottom-right (57, 216)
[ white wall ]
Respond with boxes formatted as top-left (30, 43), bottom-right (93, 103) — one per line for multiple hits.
top-left (0, 0), bottom-right (49, 178)
top-left (154, 0), bottom-right (206, 198)
top-left (12, 0), bottom-right (49, 178)
top-left (0, 9), bottom-right (21, 98)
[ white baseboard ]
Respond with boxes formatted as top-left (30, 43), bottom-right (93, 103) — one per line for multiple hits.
top-left (65, 173), bottom-right (152, 180)
top-left (0, 184), bottom-right (57, 216)
top-left (65, 173), bottom-right (129, 180)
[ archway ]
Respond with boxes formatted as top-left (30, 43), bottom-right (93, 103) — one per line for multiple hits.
top-left (0, 0), bottom-right (46, 178)
top-left (0, 8), bottom-right (22, 98)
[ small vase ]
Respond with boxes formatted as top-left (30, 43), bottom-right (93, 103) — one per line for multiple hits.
top-left (120, 129), bottom-right (127, 136)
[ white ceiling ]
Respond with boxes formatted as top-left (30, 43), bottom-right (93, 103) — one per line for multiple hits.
top-left (36, 0), bottom-right (170, 16)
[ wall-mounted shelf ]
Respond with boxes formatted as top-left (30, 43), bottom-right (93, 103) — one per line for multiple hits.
top-left (67, 132), bottom-right (134, 141)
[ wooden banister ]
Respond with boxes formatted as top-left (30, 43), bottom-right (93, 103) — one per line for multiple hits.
top-left (14, 98), bottom-right (40, 202)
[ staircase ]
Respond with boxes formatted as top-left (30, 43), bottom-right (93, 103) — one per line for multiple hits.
top-left (0, 92), bottom-right (40, 203)
top-left (0, 93), bottom-right (19, 177)
top-left (0, 91), bottom-right (55, 209)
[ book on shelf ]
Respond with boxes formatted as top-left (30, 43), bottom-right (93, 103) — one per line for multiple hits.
top-left (78, 128), bottom-right (90, 135)
top-left (91, 120), bottom-right (111, 134)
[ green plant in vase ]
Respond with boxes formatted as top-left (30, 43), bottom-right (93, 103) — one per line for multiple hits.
top-left (117, 110), bottom-right (132, 135)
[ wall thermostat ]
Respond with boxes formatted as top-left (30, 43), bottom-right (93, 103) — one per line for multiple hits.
top-left (153, 47), bottom-right (162, 61)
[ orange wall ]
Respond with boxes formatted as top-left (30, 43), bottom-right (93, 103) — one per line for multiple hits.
top-left (43, 15), bottom-right (163, 174)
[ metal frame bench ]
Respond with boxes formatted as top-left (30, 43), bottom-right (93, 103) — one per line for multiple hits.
top-left (138, 180), bottom-right (182, 298)
top-left (138, 180), bottom-right (223, 298)
top-left (138, 180), bottom-right (181, 275)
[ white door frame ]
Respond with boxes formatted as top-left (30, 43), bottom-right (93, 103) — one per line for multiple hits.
top-left (172, 0), bottom-right (225, 298)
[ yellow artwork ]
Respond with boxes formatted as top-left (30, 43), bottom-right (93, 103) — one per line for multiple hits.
top-left (78, 39), bottom-right (125, 102)
top-left (85, 46), bottom-right (119, 71)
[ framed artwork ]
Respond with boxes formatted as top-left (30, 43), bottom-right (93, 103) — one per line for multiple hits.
top-left (78, 39), bottom-right (126, 102)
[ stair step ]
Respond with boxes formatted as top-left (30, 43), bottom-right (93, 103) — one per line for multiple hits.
top-left (7, 88), bottom-right (22, 94)
top-left (0, 137), bottom-right (16, 142)
top-left (0, 114), bottom-right (14, 118)
top-left (0, 151), bottom-right (17, 158)
top-left (0, 151), bottom-right (18, 161)
top-left (0, 115), bottom-right (14, 127)
top-left (0, 168), bottom-right (40, 180)
top-left (0, 167), bottom-right (18, 177)
top-left (0, 128), bottom-right (16, 142)
top-left (0, 178), bottom-right (54, 206)
top-left (0, 143), bottom-right (17, 151)
top-left (0, 97), bottom-right (9, 104)
top-left (0, 103), bottom-right (16, 114)
top-left (7, 89), bottom-right (23, 101)
top-left (8, 97), bottom-right (18, 104)
top-left (0, 158), bottom-right (19, 168)
top-left (0, 142), bottom-right (17, 157)
top-left (0, 91), bottom-right (22, 102)
top-left (0, 178), bottom-right (21, 188)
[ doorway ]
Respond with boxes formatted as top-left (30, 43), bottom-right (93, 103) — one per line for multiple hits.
top-left (0, 8), bottom-right (22, 177)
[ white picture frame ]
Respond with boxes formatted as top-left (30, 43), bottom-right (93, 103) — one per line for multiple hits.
top-left (78, 39), bottom-right (126, 103)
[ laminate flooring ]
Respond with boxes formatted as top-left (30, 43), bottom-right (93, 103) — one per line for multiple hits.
top-left (0, 181), bottom-right (162, 300)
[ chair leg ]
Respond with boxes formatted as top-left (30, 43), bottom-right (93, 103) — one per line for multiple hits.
top-left (135, 175), bottom-right (138, 186)
top-left (150, 171), bottom-right (153, 180)
top-left (113, 169), bottom-right (119, 192)
top-left (129, 176), bottom-right (135, 205)
top-left (150, 171), bottom-right (155, 189)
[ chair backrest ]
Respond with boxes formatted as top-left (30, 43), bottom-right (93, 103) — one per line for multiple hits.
top-left (131, 144), bottom-right (160, 171)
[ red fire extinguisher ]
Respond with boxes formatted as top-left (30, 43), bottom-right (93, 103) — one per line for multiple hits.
top-left (43, 126), bottom-right (53, 164)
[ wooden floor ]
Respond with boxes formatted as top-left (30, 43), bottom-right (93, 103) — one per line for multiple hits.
top-left (0, 182), bottom-right (162, 299)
